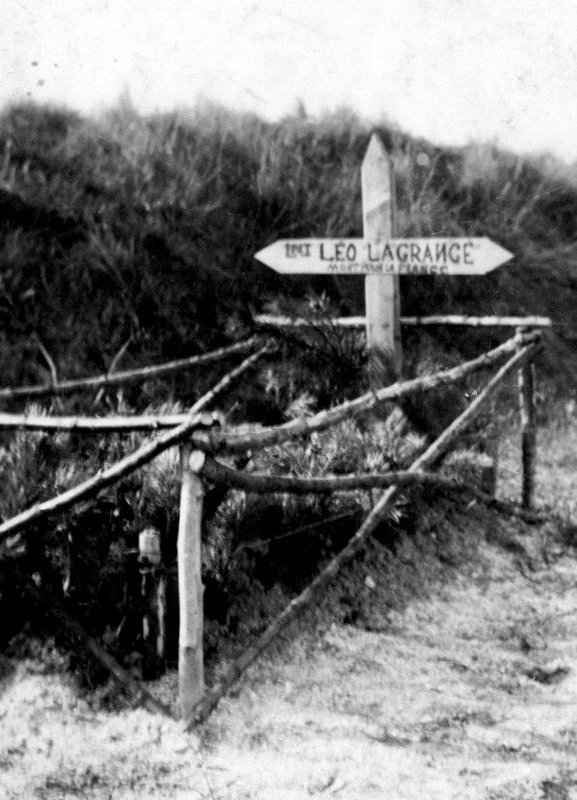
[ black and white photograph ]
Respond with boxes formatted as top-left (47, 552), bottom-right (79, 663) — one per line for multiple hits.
top-left (1, 2), bottom-right (577, 797)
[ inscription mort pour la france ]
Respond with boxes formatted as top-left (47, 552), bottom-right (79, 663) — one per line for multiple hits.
top-left (283, 240), bottom-right (476, 275)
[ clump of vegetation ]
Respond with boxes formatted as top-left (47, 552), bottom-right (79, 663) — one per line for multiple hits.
top-left (0, 422), bottom-right (138, 653)
top-left (207, 416), bottom-right (424, 581)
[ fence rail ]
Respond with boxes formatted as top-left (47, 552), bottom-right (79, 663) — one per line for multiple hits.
top-left (0, 412), bottom-right (191, 431)
top-left (199, 453), bottom-right (540, 523)
top-left (254, 313), bottom-right (553, 329)
top-left (0, 336), bottom-right (262, 402)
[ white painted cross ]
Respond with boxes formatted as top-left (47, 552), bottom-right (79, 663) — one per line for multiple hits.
top-left (254, 133), bottom-right (514, 386)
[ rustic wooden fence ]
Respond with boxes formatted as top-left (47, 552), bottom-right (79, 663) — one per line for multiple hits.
top-left (0, 322), bottom-right (545, 726)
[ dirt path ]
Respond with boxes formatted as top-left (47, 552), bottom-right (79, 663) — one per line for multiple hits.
top-left (2, 423), bottom-right (577, 799)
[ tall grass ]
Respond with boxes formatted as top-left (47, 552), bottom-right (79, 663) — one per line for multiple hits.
top-left (0, 98), bottom-right (576, 403)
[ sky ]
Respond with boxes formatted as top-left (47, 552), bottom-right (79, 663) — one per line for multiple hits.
top-left (2, 0), bottom-right (577, 162)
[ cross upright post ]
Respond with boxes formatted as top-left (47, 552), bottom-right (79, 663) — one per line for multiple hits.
top-left (361, 133), bottom-right (402, 387)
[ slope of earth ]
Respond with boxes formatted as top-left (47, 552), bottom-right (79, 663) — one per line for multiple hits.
top-left (2, 418), bottom-right (577, 800)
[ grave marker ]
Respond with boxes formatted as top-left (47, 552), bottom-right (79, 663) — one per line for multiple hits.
top-left (254, 133), bottom-right (514, 388)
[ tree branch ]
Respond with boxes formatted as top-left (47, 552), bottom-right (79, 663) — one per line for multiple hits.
top-left (0, 337), bottom-right (263, 401)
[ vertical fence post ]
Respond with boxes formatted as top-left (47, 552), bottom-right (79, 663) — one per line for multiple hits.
top-left (362, 133), bottom-right (402, 387)
top-left (516, 329), bottom-right (537, 509)
top-left (178, 444), bottom-right (205, 721)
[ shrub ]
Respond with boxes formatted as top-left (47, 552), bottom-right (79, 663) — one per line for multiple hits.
top-left (0, 414), bottom-right (138, 648)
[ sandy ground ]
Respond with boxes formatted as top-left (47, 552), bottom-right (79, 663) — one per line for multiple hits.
top-left (2, 421), bottom-right (577, 799)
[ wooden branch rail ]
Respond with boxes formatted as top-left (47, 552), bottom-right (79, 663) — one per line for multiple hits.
top-left (187, 338), bottom-right (541, 726)
top-left (254, 314), bottom-right (552, 329)
top-left (0, 412), bottom-right (191, 432)
top-left (201, 457), bottom-right (469, 494)
top-left (214, 330), bottom-right (542, 455)
top-left (200, 455), bottom-right (542, 523)
top-left (402, 315), bottom-right (552, 328)
top-left (0, 344), bottom-right (272, 433)
top-left (0, 336), bottom-right (262, 402)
